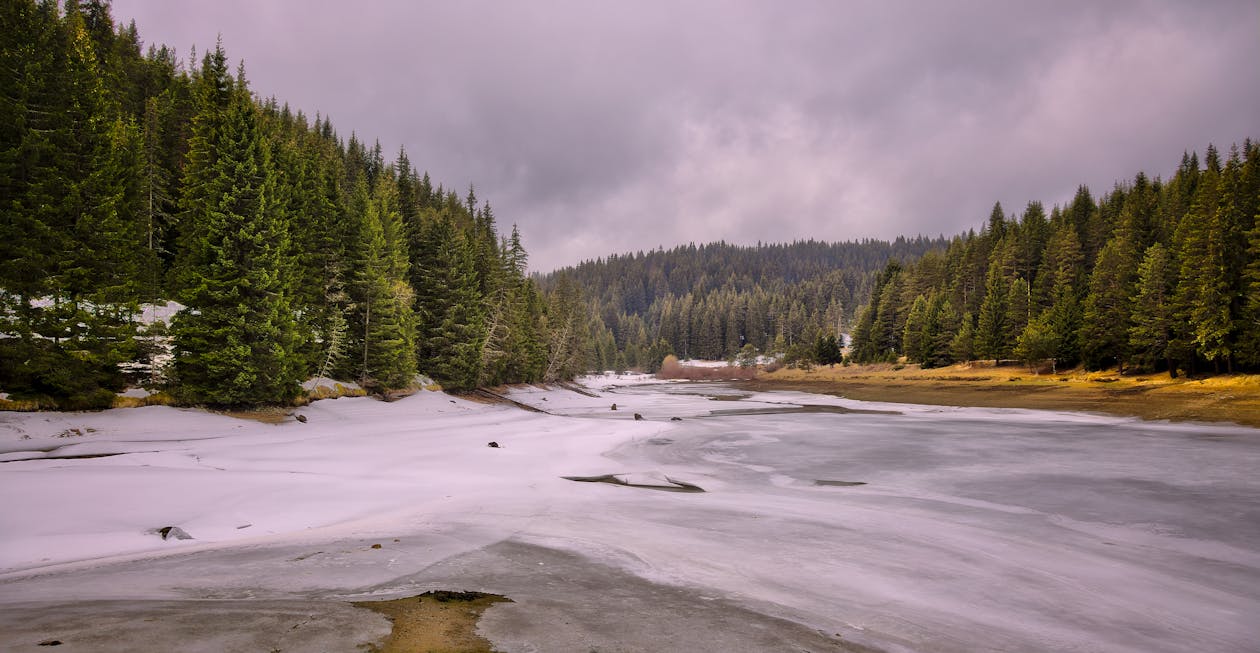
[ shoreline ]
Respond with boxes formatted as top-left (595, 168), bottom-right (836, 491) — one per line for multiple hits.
top-left (739, 363), bottom-right (1260, 429)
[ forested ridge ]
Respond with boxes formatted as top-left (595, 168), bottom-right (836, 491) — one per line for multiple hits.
top-left (848, 142), bottom-right (1260, 376)
top-left (543, 238), bottom-right (946, 369)
top-left (546, 140), bottom-right (1260, 378)
top-left (1, 0), bottom-right (589, 408)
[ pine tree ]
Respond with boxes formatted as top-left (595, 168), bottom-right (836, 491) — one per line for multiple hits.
top-left (542, 275), bottom-right (589, 381)
top-left (1014, 313), bottom-right (1058, 373)
top-left (412, 213), bottom-right (486, 389)
top-left (974, 265), bottom-right (1008, 362)
top-left (0, 4), bottom-right (150, 407)
top-left (950, 312), bottom-right (976, 363)
top-left (1080, 238), bottom-right (1136, 371)
top-left (345, 176), bottom-right (417, 390)
top-left (1129, 243), bottom-right (1178, 374)
top-left (169, 63), bottom-right (302, 406)
top-left (1172, 149), bottom-right (1230, 372)
top-left (902, 294), bottom-right (931, 364)
top-left (1004, 277), bottom-right (1031, 355)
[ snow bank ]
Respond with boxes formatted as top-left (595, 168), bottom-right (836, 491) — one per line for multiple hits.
top-left (0, 391), bottom-right (659, 573)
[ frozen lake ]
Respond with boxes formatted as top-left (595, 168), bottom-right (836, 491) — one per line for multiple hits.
top-left (1, 379), bottom-right (1258, 652)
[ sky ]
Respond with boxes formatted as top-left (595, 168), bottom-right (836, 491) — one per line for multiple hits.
top-left (110, 0), bottom-right (1259, 273)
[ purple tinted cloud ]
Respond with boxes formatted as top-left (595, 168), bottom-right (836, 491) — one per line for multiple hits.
top-left (112, 0), bottom-right (1260, 271)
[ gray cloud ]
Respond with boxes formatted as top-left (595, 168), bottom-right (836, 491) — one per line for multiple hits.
top-left (112, 0), bottom-right (1260, 271)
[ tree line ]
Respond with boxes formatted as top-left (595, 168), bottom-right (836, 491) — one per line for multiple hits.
top-left (849, 141), bottom-right (1260, 376)
top-left (543, 238), bottom-right (946, 371)
top-left (1, 0), bottom-right (589, 408)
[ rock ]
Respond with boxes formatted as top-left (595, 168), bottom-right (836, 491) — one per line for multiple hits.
top-left (670, 416), bottom-right (683, 421)
top-left (487, 441), bottom-right (500, 448)
top-left (610, 403), bottom-right (617, 410)
top-left (370, 543), bottom-right (382, 549)
top-left (38, 639), bottom-right (62, 646)
top-left (295, 414), bottom-right (307, 423)
top-left (634, 413), bottom-right (645, 421)
top-left (150, 526), bottom-right (193, 541)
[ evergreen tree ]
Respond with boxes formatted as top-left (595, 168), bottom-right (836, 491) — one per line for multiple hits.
top-left (0, 3), bottom-right (150, 407)
top-left (169, 63), bottom-right (302, 406)
top-left (1080, 238), bottom-right (1136, 371)
top-left (814, 333), bottom-right (842, 366)
top-left (902, 294), bottom-right (931, 364)
top-left (974, 265), bottom-right (1008, 361)
top-left (1004, 277), bottom-right (1031, 355)
top-left (412, 214), bottom-right (485, 389)
top-left (1128, 243), bottom-right (1178, 374)
top-left (1015, 313), bottom-right (1058, 373)
top-left (345, 176), bottom-right (417, 390)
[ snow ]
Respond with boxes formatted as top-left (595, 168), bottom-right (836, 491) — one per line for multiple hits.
top-left (1, 379), bottom-right (1259, 653)
top-left (0, 392), bottom-right (654, 572)
top-left (678, 359), bottom-right (730, 368)
top-left (300, 376), bottom-right (363, 393)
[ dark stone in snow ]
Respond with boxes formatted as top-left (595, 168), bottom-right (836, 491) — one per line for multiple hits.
top-left (38, 640), bottom-right (62, 646)
top-left (611, 403), bottom-right (617, 410)
top-left (487, 441), bottom-right (500, 448)
top-left (295, 414), bottom-right (307, 423)
top-left (152, 526), bottom-right (193, 541)
top-left (670, 417), bottom-right (683, 421)
top-left (634, 413), bottom-right (645, 421)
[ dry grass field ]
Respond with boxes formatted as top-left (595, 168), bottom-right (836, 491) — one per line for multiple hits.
top-left (746, 362), bottom-right (1260, 428)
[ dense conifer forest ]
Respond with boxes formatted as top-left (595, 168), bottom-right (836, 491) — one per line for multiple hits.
top-left (0, 0), bottom-right (587, 408)
top-left (4, 2), bottom-right (1257, 410)
top-left (846, 143), bottom-right (1260, 376)
top-left (543, 238), bottom-right (947, 370)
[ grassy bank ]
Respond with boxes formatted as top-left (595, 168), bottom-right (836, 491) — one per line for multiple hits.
top-left (743, 362), bottom-right (1260, 429)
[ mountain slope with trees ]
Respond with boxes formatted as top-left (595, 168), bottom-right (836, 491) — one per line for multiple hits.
top-left (849, 142), bottom-right (1260, 376)
top-left (0, 0), bottom-right (584, 408)
top-left (542, 238), bottom-right (947, 370)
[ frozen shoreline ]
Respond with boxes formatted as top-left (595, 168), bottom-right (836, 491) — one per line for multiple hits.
top-left (2, 377), bottom-right (1259, 652)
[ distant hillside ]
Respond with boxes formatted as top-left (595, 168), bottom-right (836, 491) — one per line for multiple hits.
top-left (541, 237), bottom-right (948, 369)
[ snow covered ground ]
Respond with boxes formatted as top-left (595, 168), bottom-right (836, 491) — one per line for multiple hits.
top-left (2, 378), bottom-right (1258, 652)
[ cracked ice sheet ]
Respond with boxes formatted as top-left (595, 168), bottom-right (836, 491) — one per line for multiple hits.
top-left (1, 380), bottom-right (1259, 653)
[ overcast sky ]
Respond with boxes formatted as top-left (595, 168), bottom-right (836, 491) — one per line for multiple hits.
top-left (111, 0), bottom-right (1259, 273)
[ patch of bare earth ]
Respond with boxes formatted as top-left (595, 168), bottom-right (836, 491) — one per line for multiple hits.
top-left (354, 591), bottom-right (512, 653)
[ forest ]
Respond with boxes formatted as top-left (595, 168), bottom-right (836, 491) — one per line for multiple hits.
top-left (847, 144), bottom-right (1260, 376)
top-left (0, 0), bottom-right (591, 409)
top-left (4, 2), bottom-right (1257, 411)
top-left (543, 238), bottom-right (946, 370)
top-left (549, 141), bottom-right (1260, 378)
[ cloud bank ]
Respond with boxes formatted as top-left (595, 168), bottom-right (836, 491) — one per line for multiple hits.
top-left (112, 0), bottom-right (1260, 271)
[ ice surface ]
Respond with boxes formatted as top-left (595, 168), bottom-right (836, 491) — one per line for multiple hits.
top-left (2, 379), bottom-right (1258, 653)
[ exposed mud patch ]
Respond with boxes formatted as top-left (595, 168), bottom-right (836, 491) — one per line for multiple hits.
top-left (354, 590), bottom-right (512, 653)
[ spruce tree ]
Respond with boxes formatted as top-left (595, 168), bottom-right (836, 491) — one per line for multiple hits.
top-left (345, 176), bottom-right (417, 390)
top-left (974, 265), bottom-right (1008, 362)
top-left (1080, 238), bottom-right (1136, 371)
top-left (1129, 243), bottom-right (1178, 374)
top-left (950, 312), bottom-right (976, 362)
top-left (169, 61), bottom-right (302, 406)
top-left (412, 213), bottom-right (486, 389)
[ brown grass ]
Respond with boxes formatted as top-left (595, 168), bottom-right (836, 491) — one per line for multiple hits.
top-left (744, 362), bottom-right (1260, 428)
top-left (658, 356), bottom-right (757, 381)
top-left (354, 591), bottom-right (511, 653)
